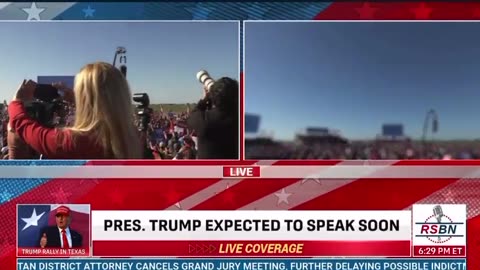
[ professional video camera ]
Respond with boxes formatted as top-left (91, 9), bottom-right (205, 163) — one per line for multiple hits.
top-left (24, 84), bottom-right (68, 127)
top-left (133, 93), bottom-right (153, 132)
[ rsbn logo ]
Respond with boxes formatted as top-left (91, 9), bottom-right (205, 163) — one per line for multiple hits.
top-left (416, 205), bottom-right (464, 244)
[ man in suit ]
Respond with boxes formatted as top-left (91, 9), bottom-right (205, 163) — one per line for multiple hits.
top-left (39, 206), bottom-right (83, 248)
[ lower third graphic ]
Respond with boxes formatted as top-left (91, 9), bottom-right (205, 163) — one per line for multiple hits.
top-left (412, 204), bottom-right (466, 257)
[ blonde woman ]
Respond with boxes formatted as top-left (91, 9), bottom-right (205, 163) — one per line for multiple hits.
top-left (8, 62), bottom-right (142, 159)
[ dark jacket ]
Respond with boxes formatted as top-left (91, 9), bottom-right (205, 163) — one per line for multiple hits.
top-left (39, 226), bottom-right (83, 248)
top-left (187, 99), bottom-right (238, 159)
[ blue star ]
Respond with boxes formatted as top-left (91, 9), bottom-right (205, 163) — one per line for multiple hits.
top-left (185, 4), bottom-right (214, 20)
top-left (0, 189), bottom-right (13, 203)
top-left (82, 5), bottom-right (95, 18)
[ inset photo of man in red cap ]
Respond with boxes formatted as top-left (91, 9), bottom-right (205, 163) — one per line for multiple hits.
top-left (38, 205), bottom-right (83, 248)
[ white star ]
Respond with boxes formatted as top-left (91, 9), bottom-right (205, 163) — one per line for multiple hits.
top-left (21, 208), bottom-right (45, 231)
top-left (174, 202), bottom-right (182, 209)
top-left (301, 178), bottom-right (322, 184)
top-left (274, 188), bottom-right (292, 205)
top-left (22, 3), bottom-right (45, 21)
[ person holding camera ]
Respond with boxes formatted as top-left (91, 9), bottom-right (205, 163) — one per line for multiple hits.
top-left (187, 73), bottom-right (239, 159)
top-left (8, 62), bottom-right (143, 159)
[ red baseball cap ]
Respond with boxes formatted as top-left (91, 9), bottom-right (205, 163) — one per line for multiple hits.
top-left (55, 206), bottom-right (71, 216)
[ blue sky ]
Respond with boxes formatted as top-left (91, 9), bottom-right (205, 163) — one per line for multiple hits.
top-left (0, 22), bottom-right (238, 103)
top-left (245, 22), bottom-right (480, 140)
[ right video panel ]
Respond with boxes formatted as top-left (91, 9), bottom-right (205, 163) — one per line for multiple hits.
top-left (244, 21), bottom-right (480, 160)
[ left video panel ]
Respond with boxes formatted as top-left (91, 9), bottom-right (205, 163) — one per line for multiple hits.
top-left (0, 21), bottom-right (240, 160)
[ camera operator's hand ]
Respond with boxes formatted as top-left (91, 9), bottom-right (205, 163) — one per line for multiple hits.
top-left (202, 86), bottom-right (209, 100)
top-left (13, 80), bottom-right (36, 101)
top-left (52, 82), bottom-right (75, 103)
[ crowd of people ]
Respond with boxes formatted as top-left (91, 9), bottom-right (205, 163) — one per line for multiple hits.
top-left (144, 108), bottom-right (199, 159)
top-left (0, 106), bottom-right (7, 159)
top-left (0, 102), bottom-right (201, 160)
top-left (245, 138), bottom-right (480, 160)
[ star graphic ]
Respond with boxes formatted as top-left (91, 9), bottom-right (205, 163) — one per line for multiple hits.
top-left (301, 178), bottom-right (322, 185)
top-left (22, 2), bottom-right (46, 21)
top-left (174, 202), bottom-right (182, 209)
top-left (241, 3), bottom-right (270, 20)
top-left (21, 208), bottom-right (45, 231)
top-left (355, 2), bottom-right (377, 19)
top-left (185, 4), bottom-right (214, 20)
top-left (0, 189), bottom-right (13, 203)
top-left (82, 5), bottom-right (95, 18)
top-left (411, 3), bottom-right (433, 20)
top-left (51, 187), bottom-right (72, 203)
top-left (274, 188), bottom-right (292, 205)
top-left (109, 188), bottom-right (126, 206)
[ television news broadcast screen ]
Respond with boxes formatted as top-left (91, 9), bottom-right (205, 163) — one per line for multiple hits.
top-left (0, 2), bottom-right (478, 270)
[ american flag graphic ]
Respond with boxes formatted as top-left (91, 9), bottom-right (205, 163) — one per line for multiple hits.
top-left (17, 204), bottom-right (90, 248)
top-left (0, 160), bottom-right (479, 269)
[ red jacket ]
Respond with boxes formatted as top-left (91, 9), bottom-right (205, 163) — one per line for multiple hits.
top-left (8, 101), bottom-right (107, 159)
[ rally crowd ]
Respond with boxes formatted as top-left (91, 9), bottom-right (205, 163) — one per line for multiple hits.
top-left (144, 108), bottom-right (199, 160)
top-left (245, 139), bottom-right (480, 160)
top-left (0, 104), bottom-right (199, 160)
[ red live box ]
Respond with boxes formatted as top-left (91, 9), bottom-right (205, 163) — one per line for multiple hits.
top-left (223, 166), bottom-right (260, 177)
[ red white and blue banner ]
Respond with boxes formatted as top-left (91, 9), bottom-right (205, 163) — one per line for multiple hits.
top-left (0, 160), bottom-right (479, 269)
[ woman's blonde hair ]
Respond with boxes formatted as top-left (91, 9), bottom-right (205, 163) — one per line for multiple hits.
top-left (70, 62), bottom-right (142, 159)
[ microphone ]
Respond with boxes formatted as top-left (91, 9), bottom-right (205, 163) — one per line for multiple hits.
top-left (433, 205), bottom-right (443, 241)
top-left (433, 205), bottom-right (443, 222)
top-left (120, 65), bottom-right (127, 78)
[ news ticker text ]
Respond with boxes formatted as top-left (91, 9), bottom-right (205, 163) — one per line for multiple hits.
top-left (17, 259), bottom-right (467, 270)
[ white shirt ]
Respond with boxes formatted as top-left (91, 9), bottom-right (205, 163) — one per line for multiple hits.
top-left (58, 227), bottom-right (72, 248)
